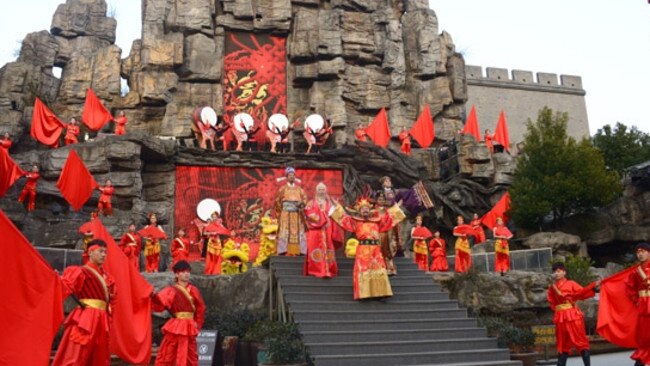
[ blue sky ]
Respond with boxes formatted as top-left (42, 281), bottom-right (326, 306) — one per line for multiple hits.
top-left (0, 0), bottom-right (648, 134)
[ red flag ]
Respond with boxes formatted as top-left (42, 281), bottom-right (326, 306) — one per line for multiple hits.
top-left (82, 88), bottom-right (113, 131)
top-left (597, 266), bottom-right (639, 348)
top-left (461, 105), bottom-right (481, 141)
top-left (31, 97), bottom-right (64, 148)
top-left (480, 192), bottom-right (511, 230)
top-left (0, 209), bottom-right (64, 366)
top-left (366, 107), bottom-right (391, 147)
top-left (494, 110), bottom-right (511, 152)
top-left (93, 220), bottom-right (154, 364)
top-left (0, 149), bottom-right (25, 197)
top-left (56, 150), bottom-right (99, 211)
top-left (409, 105), bottom-right (435, 148)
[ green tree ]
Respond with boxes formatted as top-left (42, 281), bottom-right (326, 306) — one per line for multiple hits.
top-left (510, 107), bottom-right (622, 229)
top-left (592, 122), bottom-right (650, 174)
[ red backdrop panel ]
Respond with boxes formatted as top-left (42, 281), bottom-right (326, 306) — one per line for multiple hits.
top-left (223, 32), bottom-right (287, 148)
top-left (174, 166), bottom-right (344, 261)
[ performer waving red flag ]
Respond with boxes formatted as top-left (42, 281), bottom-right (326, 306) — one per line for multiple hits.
top-left (493, 110), bottom-right (511, 152)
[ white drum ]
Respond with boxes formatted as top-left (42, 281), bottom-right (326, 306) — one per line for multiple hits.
top-left (200, 107), bottom-right (218, 126)
top-left (268, 113), bottom-right (289, 132)
top-left (304, 114), bottom-right (324, 132)
top-left (196, 198), bottom-right (221, 221)
top-left (234, 113), bottom-right (255, 132)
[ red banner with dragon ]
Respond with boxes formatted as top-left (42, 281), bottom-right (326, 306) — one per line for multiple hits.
top-left (174, 166), bottom-right (343, 261)
top-left (222, 32), bottom-right (287, 149)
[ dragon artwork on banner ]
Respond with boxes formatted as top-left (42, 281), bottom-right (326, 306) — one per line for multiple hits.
top-left (174, 166), bottom-right (344, 261)
top-left (222, 32), bottom-right (287, 149)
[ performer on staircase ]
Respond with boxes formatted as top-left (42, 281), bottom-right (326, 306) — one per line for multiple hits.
top-left (429, 230), bottom-right (449, 272)
top-left (411, 214), bottom-right (432, 271)
top-left (119, 222), bottom-right (141, 271)
top-left (453, 215), bottom-right (473, 273)
top-left (303, 182), bottom-right (338, 278)
top-left (330, 196), bottom-right (405, 300)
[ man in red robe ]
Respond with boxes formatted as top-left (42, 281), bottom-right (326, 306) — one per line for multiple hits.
top-left (398, 127), bottom-right (412, 156)
top-left (97, 179), bottom-right (114, 216)
top-left (1, 132), bottom-right (12, 151)
top-left (626, 243), bottom-right (650, 366)
top-left (65, 118), bottom-right (81, 145)
top-left (53, 239), bottom-right (115, 366)
top-left (171, 228), bottom-right (191, 267)
top-left (114, 110), bottom-right (127, 135)
top-left (119, 223), bottom-right (141, 270)
top-left (303, 182), bottom-right (338, 278)
top-left (18, 164), bottom-right (39, 211)
top-left (152, 260), bottom-right (206, 366)
top-left (331, 196), bottom-right (405, 300)
top-left (429, 230), bottom-right (448, 272)
top-left (547, 262), bottom-right (599, 366)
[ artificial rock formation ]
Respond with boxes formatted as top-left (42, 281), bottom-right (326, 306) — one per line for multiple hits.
top-left (0, 0), bottom-right (467, 151)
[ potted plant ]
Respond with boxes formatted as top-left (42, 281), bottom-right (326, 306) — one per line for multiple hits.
top-left (479, 317), bottom-right (538, 366)
top-left (216, 309), bottom-right (264, 366)
top-left (244, 319), bottom-right (279, 366)
top-left (257, 322), bottom-right (307, 366)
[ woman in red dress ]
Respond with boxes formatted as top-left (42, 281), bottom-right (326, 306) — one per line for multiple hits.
top-left (411, 215), bottom-right (432, 271)
top-left (97, 179), bottom-right (114, 216)
top-left (429, 231), bottom-right (449, 272)
top-left (493, 217), bottom-right (513, 275)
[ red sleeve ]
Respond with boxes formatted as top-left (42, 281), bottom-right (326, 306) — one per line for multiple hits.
top-left (60, 266), bottom-right (85, 299)
top-left (625, 268), bottom-right (641, 304)
top-left (377, 212), bottom-right (394, 233)
top-left (566, 280), bottom-right (596, 301)
top-left (152, 286), bottom-right (176, 313)
top-left (191, 285), bottom-right (206, 330)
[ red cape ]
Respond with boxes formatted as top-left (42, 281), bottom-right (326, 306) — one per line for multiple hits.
top-left (597, 266), bottom-right (639, 348)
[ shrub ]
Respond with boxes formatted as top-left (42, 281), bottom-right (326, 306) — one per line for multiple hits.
top-left (563, 254), bottom-right (597, 286)
top-left (265, 322), bottom-right (305, 364)
top-left (216, 309), bottom-right (266, 338)
top-left (478, 317), bottom-right (534, 352)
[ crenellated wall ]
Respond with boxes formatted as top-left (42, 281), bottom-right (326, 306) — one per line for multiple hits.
top-left (465, 65), bottom-right (589, 146)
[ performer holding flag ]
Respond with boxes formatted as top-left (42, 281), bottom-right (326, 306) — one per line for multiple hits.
top-left (53, 239), bottom-right (115, 366)
top-left (152, 260), bottom-right (206, 366)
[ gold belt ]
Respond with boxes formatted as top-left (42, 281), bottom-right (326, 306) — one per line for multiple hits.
top-left (555, 302), bottom-right (573, 311)
top-left (640, 290), bottom-right (650, 297)
top-left (80, 298), bottom-right (107, 310)
top-left (174, 312), bottom-right (194, 319)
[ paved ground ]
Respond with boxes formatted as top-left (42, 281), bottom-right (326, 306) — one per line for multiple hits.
top-left (536, 350), bottom-right (635, 365)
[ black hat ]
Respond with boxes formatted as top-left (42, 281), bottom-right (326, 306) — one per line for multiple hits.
top-left (551, 262), bottom-right (566, 272)
top-left (172, 260), bottom-right (191, 273)
top-left (635, 242), bottom-right (650, 252)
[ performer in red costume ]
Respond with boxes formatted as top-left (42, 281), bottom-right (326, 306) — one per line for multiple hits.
top-left (18, 164), bottom-right (40, 212)
top-left (203, 211), bottom-right (232, 275)
top-left (52, 239), bottom-right (115, 366)
top-left (453, 215), bottom-right (473, 273)
top-left (0, 132), bottom-right (12, 151)
top-left (470, 212), bottom-right (486, 244)
top-left (114, 110), bottom-right (127, 136)
top-left (303, 125), bottom-right (317, 154)
top-left (547, 262), bottom-right (599, 366)
top-left (119, 222), bottom-right (141, 270)
top-left (171, 228), bottom-right (191, 267)
top-left (313, 119), bottom-right (333, 153)
top-left (354, 128), bottom-right (368, 142)
top-left (65, 117), bottom-right (81, 145)
top-left (484, 129), bottom-right (495, 154)
top-left (303, 182), bottom-right (338, 278)
top-left (411, 215), bottom-right (432, 271)
top-left (331, 196), bottom-right (405, 300)
top-left (139, 212), bottom-right (167, 273)
top-left (78, 211), bottom-right (99, 265)
top-left (97, 179), bottom-right (114, 216)
top-left (626, 243), bottom-right (650, 366)
top-left (398, 127), bottom-right (412, 156)
top-left (429, 230), bottom-right (449, 272)
top-left (152, 260), bottom-right (205, 366)
top-left (493, 217), bottom-right (513, 275)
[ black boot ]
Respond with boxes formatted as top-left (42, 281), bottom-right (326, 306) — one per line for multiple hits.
top-left (557, 353), bottom-right (569, 366)
top-left (580, 350), bottom-right (590, 366)
top-left (634, 360), bottom-right (643, 366)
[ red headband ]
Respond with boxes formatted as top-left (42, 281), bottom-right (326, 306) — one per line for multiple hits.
top-left (87, 244), bottom-right (104, 252)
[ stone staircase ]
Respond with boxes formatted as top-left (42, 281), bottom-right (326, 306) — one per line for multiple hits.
top-left (270, 256), bottom-right (521, 366)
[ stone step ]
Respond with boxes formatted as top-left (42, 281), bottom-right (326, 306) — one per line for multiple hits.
top-left (306, 338), bottom-right (498, 356)
top-left (287, 299), bottom-right (458, 311)
top-left (298, 318), bottom-right (478, 332)
top-left (279, 282), bottom-right (441, 291)
top-left (274, 266), bottom-right (427, 276)
top-left (301, 327), bottom-right (488, 343)
top-left (292, 308), bottom-right (467, 322)
top-left (275, 273), bottom-right (435, 285)
top-left (284, 290), bottom-right (448, 301)
top-left (311, 348), bottom-right (514, 366)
